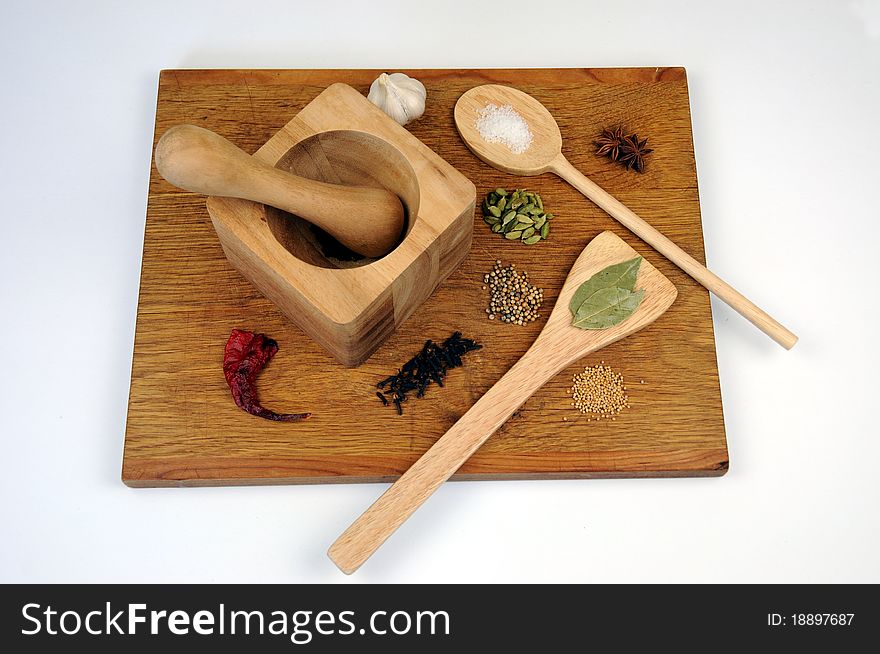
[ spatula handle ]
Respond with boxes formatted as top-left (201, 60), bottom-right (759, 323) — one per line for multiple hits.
top-left (551, 155), bottom-right (797, 349)
top-left (328, 346), bottom-right (557, 574)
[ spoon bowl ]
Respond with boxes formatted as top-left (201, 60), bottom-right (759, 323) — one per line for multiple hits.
top-left (454, 84), bottom-right (562, 176)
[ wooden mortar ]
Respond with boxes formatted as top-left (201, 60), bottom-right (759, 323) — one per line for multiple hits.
top-left (207, 83), bottom-right (476, 366)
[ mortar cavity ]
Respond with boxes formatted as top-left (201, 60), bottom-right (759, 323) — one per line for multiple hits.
top-left (265, 130), bottom-right (420, 269)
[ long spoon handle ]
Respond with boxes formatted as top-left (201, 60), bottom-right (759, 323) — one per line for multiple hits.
top-left (550, 155), bottom-right (797, 349)
top-left (328, 346), bottom-right (559, 574)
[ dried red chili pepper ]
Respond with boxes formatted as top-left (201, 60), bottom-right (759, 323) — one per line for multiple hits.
top-left (223, 329), bottom-right (310, 422)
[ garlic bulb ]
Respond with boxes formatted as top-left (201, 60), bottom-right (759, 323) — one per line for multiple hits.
top-left (367, 72), bottom-right (426, 126)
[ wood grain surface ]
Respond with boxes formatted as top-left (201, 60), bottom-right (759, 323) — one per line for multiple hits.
top-left (122, 68), bottom-right (728, 487)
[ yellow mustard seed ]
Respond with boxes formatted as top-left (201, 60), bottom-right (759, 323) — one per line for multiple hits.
top-left (568, 363), bottom-right (631, 420)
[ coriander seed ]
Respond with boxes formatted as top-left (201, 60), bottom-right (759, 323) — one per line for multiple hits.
top-left (482, 261), bottom-right (544, 326)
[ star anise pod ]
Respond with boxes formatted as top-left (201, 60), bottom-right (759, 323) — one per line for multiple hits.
top-left (617, 134), bottom-right (653, 173)
top-left (594, 126), bottom-right (627, 161)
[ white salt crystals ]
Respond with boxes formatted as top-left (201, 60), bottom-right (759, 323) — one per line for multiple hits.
top-left (475, 104), bottom-right (533, 154)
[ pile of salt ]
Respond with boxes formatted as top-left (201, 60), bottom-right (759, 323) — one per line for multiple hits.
top-left (475, 104), bottom-right (533, 154)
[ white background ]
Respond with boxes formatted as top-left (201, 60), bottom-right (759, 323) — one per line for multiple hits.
top-left (2, 0), bottom-right (878, 583)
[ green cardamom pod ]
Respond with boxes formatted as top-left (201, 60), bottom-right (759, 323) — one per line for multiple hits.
top-left (482, 188), bottom-right (553, 242)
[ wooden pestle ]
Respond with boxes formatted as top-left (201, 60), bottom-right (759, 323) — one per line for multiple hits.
top-left (155, 125), bottom-right (406, 258)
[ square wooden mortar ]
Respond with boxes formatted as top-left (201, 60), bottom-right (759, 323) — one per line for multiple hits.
top-left (207, 83), bottom-right (476, 366)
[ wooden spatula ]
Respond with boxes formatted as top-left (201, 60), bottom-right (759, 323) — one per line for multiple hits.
top-left (454, 84), bottom-right (797, 349)
top-left (328, 231), bottom-right (678, 573)
top-left (155, 124), bottom-right (406, 258)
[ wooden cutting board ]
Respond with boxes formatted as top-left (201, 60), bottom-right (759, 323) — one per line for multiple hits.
top-left (122, 68), bottom-right (727, 487)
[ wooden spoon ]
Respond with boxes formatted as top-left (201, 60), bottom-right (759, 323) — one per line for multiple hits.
top-left (454, 84), bottom-right (797, 349)
top-left (328, 231), bottom-right (677, 573)
top-left (155, 124), bottom-right (405, 258)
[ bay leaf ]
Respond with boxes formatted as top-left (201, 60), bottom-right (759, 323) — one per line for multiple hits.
top-left (572, 287), bottom-right (645, 330)
top-left (568, 255), bottom-right (643, 315)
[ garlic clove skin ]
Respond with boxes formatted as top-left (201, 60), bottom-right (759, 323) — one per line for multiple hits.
top-left (367, 72), bottom-right (426, 126)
